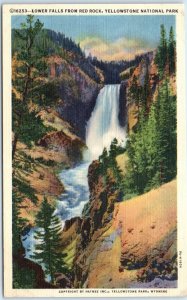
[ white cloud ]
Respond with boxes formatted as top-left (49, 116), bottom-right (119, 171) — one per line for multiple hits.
top-left (79, 36), bottom-right (153, 61)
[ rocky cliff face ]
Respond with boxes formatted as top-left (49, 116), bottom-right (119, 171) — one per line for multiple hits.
top-left (119, 81), bottom-right (128, 127)
top-left (13, 50), bottom-right (101, 225)
top-left (81, 160), bottom-right (121, 245)
top-left (38, 130), bottom-right (85, 163)
top-left (120, 51), bottom-right (159, 132)
top-left (125, 50), bottom-right (176, 132)
top-left (47, 55), bottom-right (102, 139)
top-left (72, 179), bottom-right (177, 288)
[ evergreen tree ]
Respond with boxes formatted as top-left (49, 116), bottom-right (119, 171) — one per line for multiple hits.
top-left (123, 79), bottom-right (176, 198)
top-left (125, 111), bottom-right (149, 194)
top-left (12, 96), bottom-right (49, 149)
top-left (12, 15), bottom-right (47, 159)
top-left (156, 80), bottom-right (176, 182)
top-left (108, 139), bottom-right (123, 189)
top-left (98, 147), bottom-right (109, 176)
top-left (109, 138), bottom-right (119, 161)
top-left (31, 198), bottom-right (67, 284)
top-left (145, 101), bottom-right (161, 188)
top-left (168, 26), bottom-right (176, 74)
top-left (97, 142), bottom-right (124, 191)
top-left (15, 15), bottom-right (44, 103)
top-left (128, 75), bottom-right (141, 109)
top-left (155, 24), bottom-right (168, 76)
top-left (142, 64), bottom-right (150, 112)
top-left (99, 147), bottom-right (108, 165)
top-left (128, 73), bottom-right (149, 112)
top-left (12, 192), bottom-right (27, 255)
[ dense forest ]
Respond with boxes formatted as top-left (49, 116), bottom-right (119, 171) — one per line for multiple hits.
top-left (98, 24), bottom-right (176, 199)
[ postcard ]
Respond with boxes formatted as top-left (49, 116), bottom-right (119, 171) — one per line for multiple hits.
top-left (3, 3), bottom-right (187, 297)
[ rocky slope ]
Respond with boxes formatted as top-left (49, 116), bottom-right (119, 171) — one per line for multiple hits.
top-left (13, 107), bottom-right (86, 226)
top-left (72, 179), bottom-right (177, 288)
top-left (12, 47), bottom-right (102, 225)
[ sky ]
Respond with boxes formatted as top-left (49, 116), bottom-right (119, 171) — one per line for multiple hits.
top-left (12, 15), bottom-right (175, 61)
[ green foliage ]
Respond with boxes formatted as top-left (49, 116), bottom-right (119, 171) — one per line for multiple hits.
top-left (62, 239), bottom-right (77, 270)
top-left (12, 150), bottom-right (38, 256)
top-left (142, 65), bottom-right (150, 109)
top-left (155, 25), bottom-right (176, 77)
top-left (12, 15), bottom-right (49, 159)
top-left (13, 177), bottom-right (38, 204)
top-left (128, 75), bottom-right (141, 106)
top-left (12, 28), bottom-right (65, 59)
top-left (128, 70), bottom-right (150, 112)
top-left (155, 80), bottom-right (176, 181)
top-left (13, 262), bottom-right (37, 288)
top-left (12, 190), bottom-right (29, 255)
top-left (13, 16), bottom-right (47, 97)
top-left (168, 26), bottom-right (176, 74)
top-left (32, 156), bottom-right (57, 167)
top-left (31, 198), bottom-right (67, 284)
top-left (12, 173), bottom-right (37, 255)
top-left (13, 99), bottom-right (51, 148)
top-left (155, 24), bottom-right (167, 76)
top-left (14, 15), bottom-right (44, 62)
top-left (98, 147), bottom-right (109, 176)
top-left (123, 79), bottom-right (176, 199)
top-left (97, 139), bottom-right (125, 192)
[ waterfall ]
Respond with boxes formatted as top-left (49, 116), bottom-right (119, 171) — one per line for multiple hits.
top-left (55, 84), bottom-right (126, 223)
top-left (86, 84), bottom-right (126, 160)
top-left (21, 84), bottom-right (126, 270)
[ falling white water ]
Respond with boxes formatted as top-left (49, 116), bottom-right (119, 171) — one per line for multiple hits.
top-left (86, 84), bottom-right (125, 160)
top-left (55, 84), bottom-right (126, 223)
top-left (22, 84), bottom-right (126, 271)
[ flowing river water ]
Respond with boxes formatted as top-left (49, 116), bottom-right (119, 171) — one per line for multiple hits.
top-left (21, 84), bottom-right (126, 269)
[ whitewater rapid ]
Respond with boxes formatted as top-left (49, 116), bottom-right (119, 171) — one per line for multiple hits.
top-left (56, 162), bottom-right (90, 226)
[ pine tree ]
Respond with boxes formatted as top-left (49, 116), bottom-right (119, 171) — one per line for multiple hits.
top-left (98, 147), bottom-right (109, 176)
top-left (142, 64), bottom-right (150, 112)
top-left (12, 193), bottom-right (28, 255)
top-left (31, 198), bottom-right (67, 284)
top-left (129, 75), bottom-right (141, 109)
top-left (12, 15), bottom-right (47, 159)
top-left (145, 101), bottom-right (161, 189)
top-left (109, 138), bottom-right (118, 160)
top-left (123, 109), bottom-right (147, 196)
top-left (156, 80), bottom-right (176, 182)
top-left (155, 24), bottom-right (168, 77)
top-left (168, 26), bottom-right (176, 74)
top-left (99, 147), bottom-right (108, 165)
